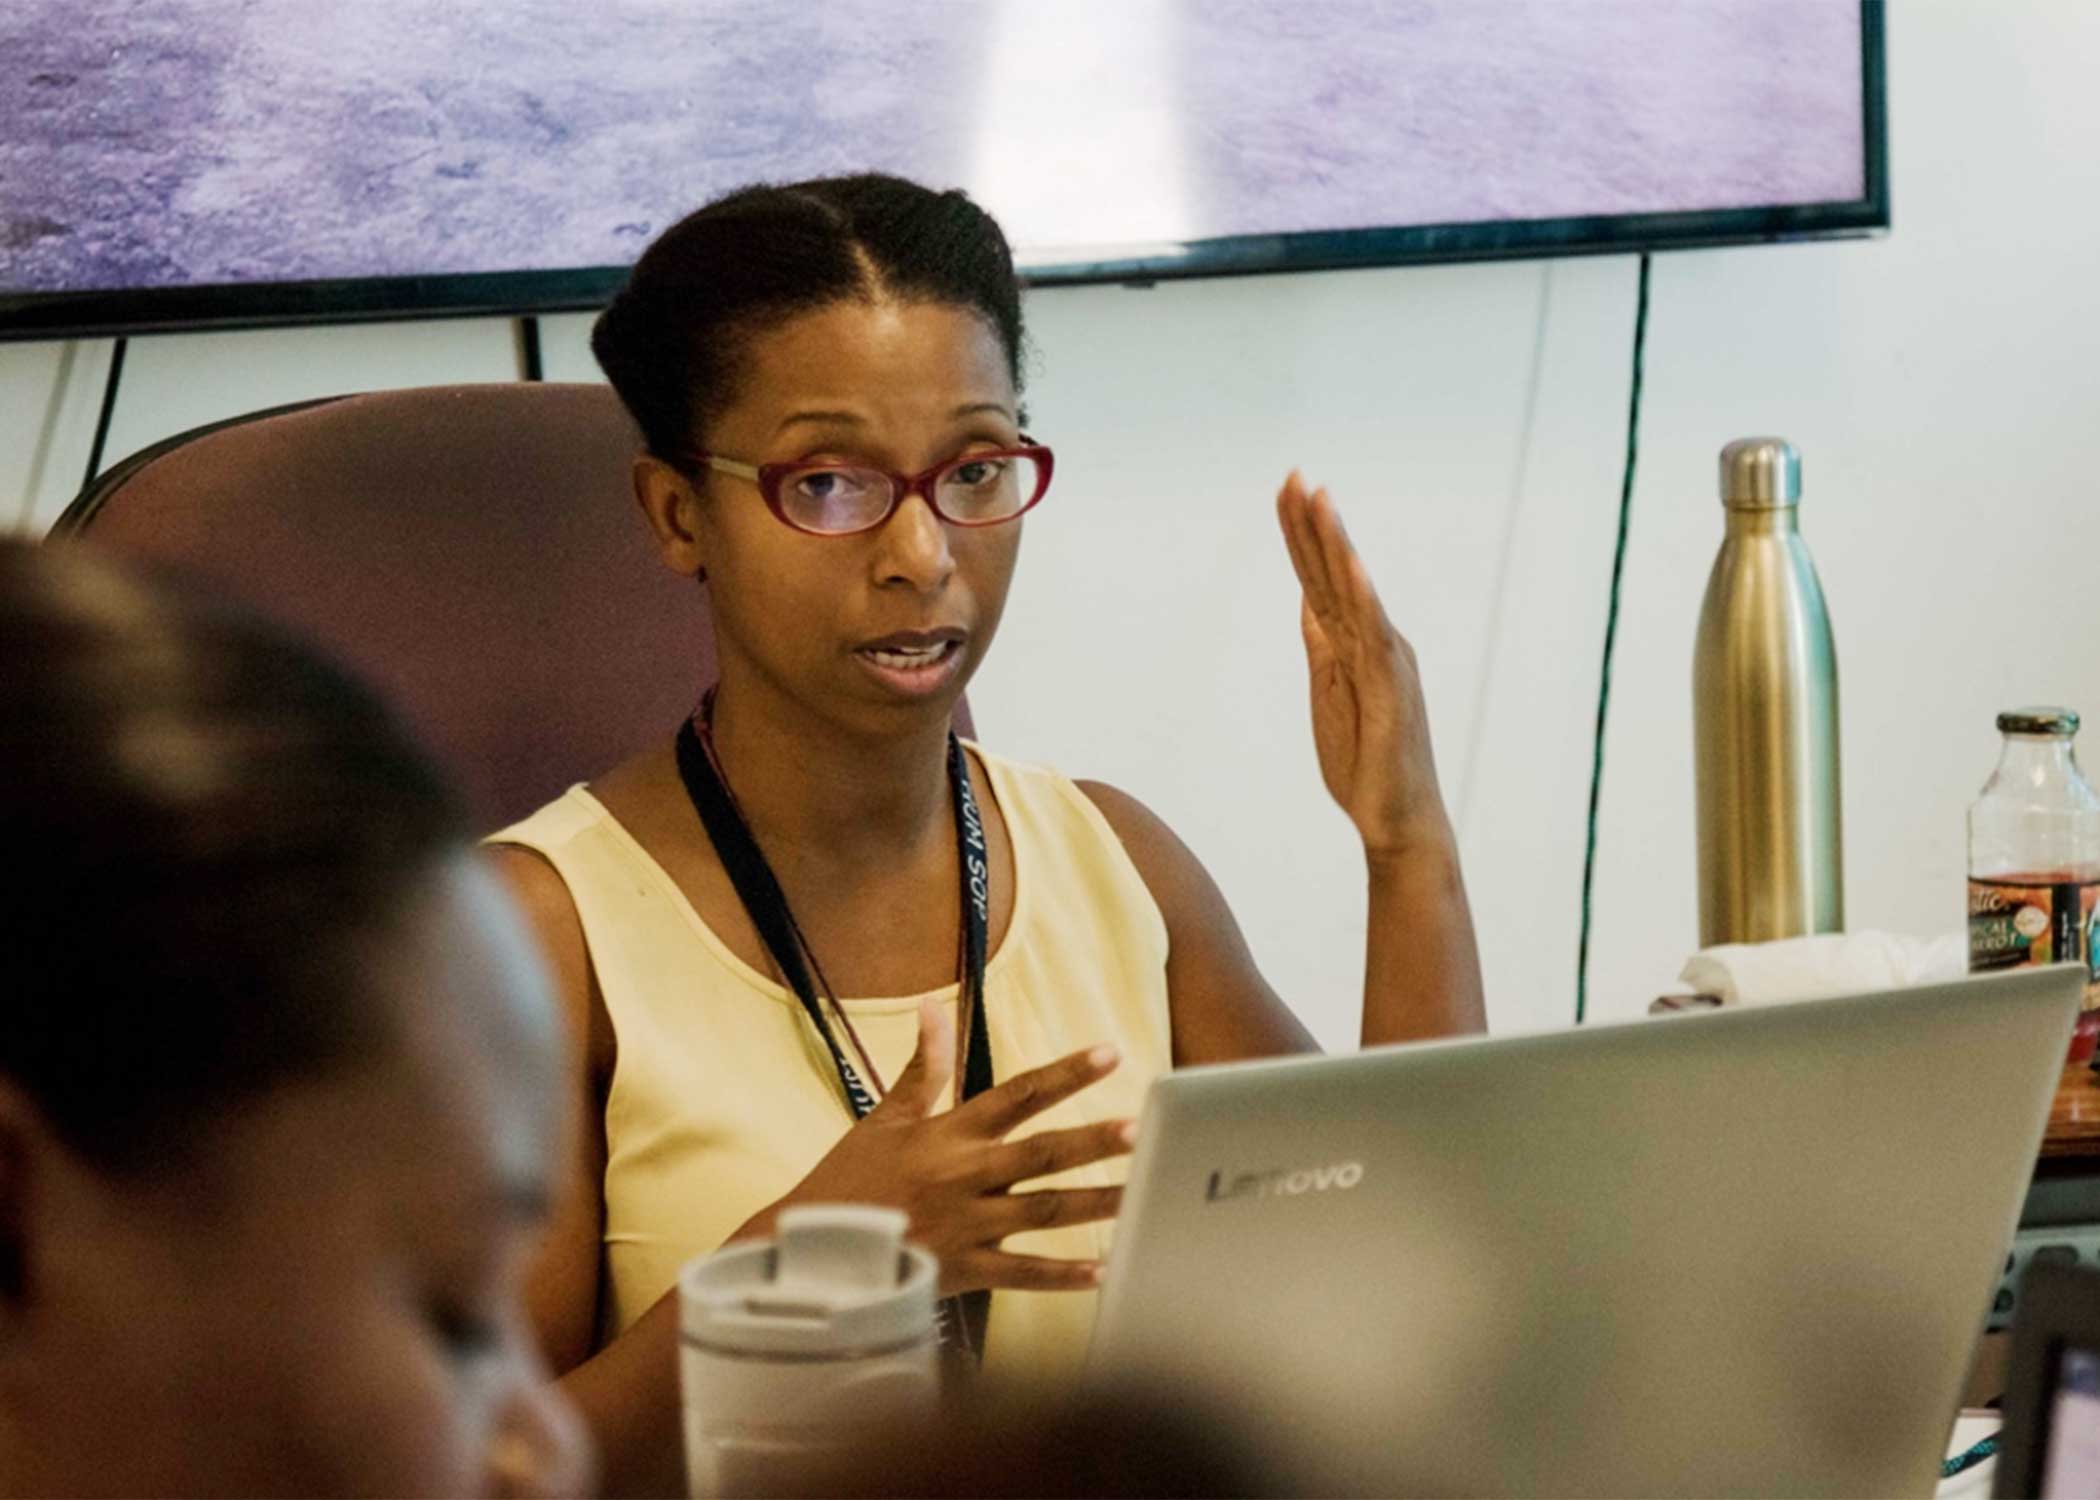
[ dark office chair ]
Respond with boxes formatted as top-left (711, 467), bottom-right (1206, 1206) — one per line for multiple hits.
top-left (50, 382), bottom-right (845, 831)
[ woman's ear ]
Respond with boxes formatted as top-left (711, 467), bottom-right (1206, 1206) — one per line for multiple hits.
top-left (633, 456), bottom-right (709, 581)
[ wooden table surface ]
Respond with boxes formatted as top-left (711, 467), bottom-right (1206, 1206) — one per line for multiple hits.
top-left (2042, 1061), bottom-right (2100, 1160)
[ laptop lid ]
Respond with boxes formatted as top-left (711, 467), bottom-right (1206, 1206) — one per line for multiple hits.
top-left (1088, 966), bottom-right (2081, 1497)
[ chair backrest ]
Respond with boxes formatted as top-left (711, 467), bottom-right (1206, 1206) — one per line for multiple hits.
top-left (51, 383), bottom-right (714, 831)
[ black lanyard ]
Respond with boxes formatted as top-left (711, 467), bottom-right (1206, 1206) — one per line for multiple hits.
top-left (672, 698), bottom-right (994, 1359)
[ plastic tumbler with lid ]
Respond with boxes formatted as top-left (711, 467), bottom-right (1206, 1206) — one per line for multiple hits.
top-left (679, 1204), bottom-right (940, 1498)
top-left (1969, 706), bottom-right (2100, 1063)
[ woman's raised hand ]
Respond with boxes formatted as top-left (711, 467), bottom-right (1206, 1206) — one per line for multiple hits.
top-left (1276, 471), bottom-right (1452, 861)
top-left (763, 997), bottom-right (1135, 1297)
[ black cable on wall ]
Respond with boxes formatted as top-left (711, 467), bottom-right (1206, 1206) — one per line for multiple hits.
top-left (79, 336), bottom-right (129, 491)
top-left (1575, 252), bottom-right (1653, 1025)
top-left (516, 316), bottom-right (544, 382)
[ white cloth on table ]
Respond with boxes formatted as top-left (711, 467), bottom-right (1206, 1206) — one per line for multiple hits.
top-left (1680, 929), bottom-right (1968, 1007)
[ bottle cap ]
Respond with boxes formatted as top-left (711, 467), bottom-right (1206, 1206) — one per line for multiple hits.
top-left (1997, 706), bottom-right (2080, 737)
top-left (1718, 437), bottom-right (1802, 510)
top-left (678, 1204), bottom-right (938, 1360)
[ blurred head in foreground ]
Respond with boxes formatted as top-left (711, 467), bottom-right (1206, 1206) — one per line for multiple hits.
top-left (0, 540), bottom-right (587, 1497)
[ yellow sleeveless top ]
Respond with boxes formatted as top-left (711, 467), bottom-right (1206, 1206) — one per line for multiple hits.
top-left (488, 745), bottom-right (1171, 1388)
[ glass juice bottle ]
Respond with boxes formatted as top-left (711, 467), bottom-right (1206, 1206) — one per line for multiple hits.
top-left (1969, 707), bottom-right (2100, 1064)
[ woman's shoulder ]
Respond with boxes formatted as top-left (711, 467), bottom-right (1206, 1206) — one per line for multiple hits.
top-left (480, 744), bottom-right (681, 965)
top-left (966, 742), bottom-right (1199, 928)
top-left (965, 740), bottom-right (1135, 840)
top-left (965, 743), bottom-right (1173, 850)
top-left (485, 783), bottom-right (604, 854)
top-left (984, 746), bottom-right (1248, 957)
top-left (486, 742), bottom-right (679, 856)
top-left (1064, 779), bottom-right (1215, 919)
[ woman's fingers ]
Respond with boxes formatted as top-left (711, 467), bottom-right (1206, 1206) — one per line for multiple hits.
top-left (1301, 598), bottom-right (1343, 702)
top-left (1276, 470), bottom-right (1326, 606)
top-left (956, 1118), bottom-right (1138, 1192)
top-left (1342, 553), bottom-right (1400, 669)
top-left (950, 1250), bottom-right (1107, 1296)
top-left (981, 1184), bottom-right (1125, 1238)
top-left (1307, 487), bottom-right (1403, 661)
top-left (1281, 470), bottom-right (1391, 637)
top-left (953, 1041), bottom-right (1121, 1138)
top-left (878, 994), bottom-right (957, 1121)
top-left (1288, 478), bottom-right (1383, 652)
top-left (1307, 487), bottom-right (1368, 634)
top-left (1279, 472), bottom-right (1344, 623)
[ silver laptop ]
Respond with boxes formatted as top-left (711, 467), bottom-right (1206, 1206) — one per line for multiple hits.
top-left (1087, 967), bottom-right (2082, 1497)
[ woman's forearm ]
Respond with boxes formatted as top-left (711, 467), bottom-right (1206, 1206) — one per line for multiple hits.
top-left (556, 1289), bottom-right (684, 1499)
top-left (1360, 824), bottom-right (1487, 1047)
top-left (556, 1205), bottom-right (788, 1497)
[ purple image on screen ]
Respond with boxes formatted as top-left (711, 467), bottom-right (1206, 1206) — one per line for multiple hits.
top-left (0, 0), bottom-right (1865, 295)
top-left (2044, 1349), bottom-right (2100, 1498)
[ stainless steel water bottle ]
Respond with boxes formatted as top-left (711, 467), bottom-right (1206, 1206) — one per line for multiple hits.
top-left (1692, 437), bottom-right (1844, 946)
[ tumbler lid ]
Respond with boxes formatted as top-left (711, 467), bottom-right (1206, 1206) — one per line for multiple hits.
top-left (679, 1205), bottom-right (938, 1359)
top-left (1718, 437), bottom-right (1802, 509)
top-left (1997, 706), bottom-right (2080, 737)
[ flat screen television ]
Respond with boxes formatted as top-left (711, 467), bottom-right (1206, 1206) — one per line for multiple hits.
top-left (0, 0), bottom-right (1886, 341)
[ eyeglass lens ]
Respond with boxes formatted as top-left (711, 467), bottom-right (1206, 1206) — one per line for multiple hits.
top-left (777, 453), bottom-right (1045, 534)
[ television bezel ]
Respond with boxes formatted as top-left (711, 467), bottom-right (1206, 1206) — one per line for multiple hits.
top-left (0, 0), bottom-right (1887, 343)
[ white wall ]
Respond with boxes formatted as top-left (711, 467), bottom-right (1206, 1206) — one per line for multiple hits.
top-left (8, 2), bottom-right (2096, 1048)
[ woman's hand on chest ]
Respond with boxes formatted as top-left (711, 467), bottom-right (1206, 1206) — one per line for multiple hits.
top-left (741, 995), bottom-right (1136, 1297)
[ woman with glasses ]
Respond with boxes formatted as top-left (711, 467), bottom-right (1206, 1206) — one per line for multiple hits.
top-left (489, 173), bottom-right (1484, 1494)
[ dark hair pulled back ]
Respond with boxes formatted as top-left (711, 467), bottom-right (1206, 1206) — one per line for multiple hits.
top-left (0, 540), bottom-right (467, 1174)
top-left (591, 173), bottom-right (1026, 460)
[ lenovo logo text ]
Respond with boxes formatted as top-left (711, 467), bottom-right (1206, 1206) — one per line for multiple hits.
top-left (1204, 1161), bottom-right (1365, 1203)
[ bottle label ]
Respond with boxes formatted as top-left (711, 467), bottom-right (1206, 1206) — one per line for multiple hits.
top-left (1969, 877), bottom-right (2100, 1011)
